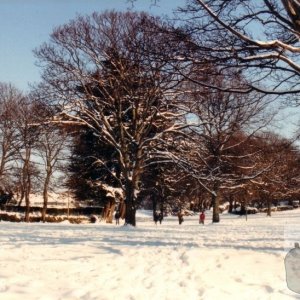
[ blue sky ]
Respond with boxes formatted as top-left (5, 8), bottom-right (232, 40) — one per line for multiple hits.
top-left (0, 0), bottom-right (185, 91)
top-left (0, 1), bottom-right (298, 138)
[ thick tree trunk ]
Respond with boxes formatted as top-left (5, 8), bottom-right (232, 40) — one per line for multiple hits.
top-left (105, 198), bottom-right (115, 223)
top-left (212, 192), bottom-right (220, 223)
top-left (124, 180), bottom-right (136, 226)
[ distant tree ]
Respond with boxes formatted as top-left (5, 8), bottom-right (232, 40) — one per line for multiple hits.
top-left (14, 97), bottom-right (41, 222)
top-left (174, 68), bottom-right (272, 222)
top-left (0, 83), bottom-right (22, 190)
top-left (249, 133), bottom-right (300, 216)
top-left (36, 121), bottom-right (69, 223)
top-left (139, 162), bottom-right (176, 219)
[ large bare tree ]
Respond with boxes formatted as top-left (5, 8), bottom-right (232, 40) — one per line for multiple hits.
top-left (34, 11), bottom-right (184, 226)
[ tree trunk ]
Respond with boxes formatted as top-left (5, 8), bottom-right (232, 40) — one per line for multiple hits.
top-left (105, 198), bottom-right (115, 223)
top-left (42, 172), bottom-right (51, 223)
top-left (267, 198), bottom-right (271, 217)
top-left (228, 195), bottom-right (233, 213)
top-left (25, 196), bottom-right (30, 222)
top-left (160, 203), bottom-right (164, 222)
top-left (124, 180), bottom-right (136, 226)
top-left (23, 149), bottom-right (31, 222)
top-left (18, 188), bottom-right (24, 207)
top-left (102, 204), bottom-right (110, 221)
top-left (119, 200), bottom-right (126, 219)
top-left (234, 199), bottom-right (238, 210)
top-left (108, 202), bottom-right (116, 223)
top-left (212, 192), bottom-right (220, 223)
top-left (152, 193), bottom-right (157, 221)
top-left (0, 152), bottom-right (6, 179)
top-left (42, 191), bottom-right (48, 223)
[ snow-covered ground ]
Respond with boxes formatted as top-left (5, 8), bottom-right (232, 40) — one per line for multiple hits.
top-left (17, 192), bottom-right (77, 208)
top-left (0, 210), bottom-right (300, 300)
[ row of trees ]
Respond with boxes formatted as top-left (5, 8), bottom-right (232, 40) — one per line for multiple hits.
top-left (1, 5), bottom-right (300, 225)
top-left (0, 83), bottom-right (68, 222)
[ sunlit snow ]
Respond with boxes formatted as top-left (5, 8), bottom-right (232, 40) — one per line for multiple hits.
top-left (0, 209), bottom-right (299, 300)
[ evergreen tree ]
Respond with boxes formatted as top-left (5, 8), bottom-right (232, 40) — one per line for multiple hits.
top-left (68, 128), bottom-right (121, 212)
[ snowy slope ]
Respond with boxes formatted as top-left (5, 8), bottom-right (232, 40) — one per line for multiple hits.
top-left (0, 210), bottom-right (299, 300)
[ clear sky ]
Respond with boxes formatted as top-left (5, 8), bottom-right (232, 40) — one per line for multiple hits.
top-left (0, 0), bottom-right (185, 91)
top-left (0, 0), bottom-right (298, 139)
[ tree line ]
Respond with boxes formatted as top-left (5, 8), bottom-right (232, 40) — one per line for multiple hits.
top-left (1, 6), bottom-right (300, 225)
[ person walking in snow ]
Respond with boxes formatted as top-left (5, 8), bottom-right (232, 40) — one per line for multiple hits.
top-left (158, 212), bottom-right (163, 224)
top-left (154, 211), bottom-right (159, 225)
top-left (115, 211), bottom-right (120, 225)
top-left (199, 211), bottom-right (205, 225)
top-left (178, 210), bottom-right (184, 225)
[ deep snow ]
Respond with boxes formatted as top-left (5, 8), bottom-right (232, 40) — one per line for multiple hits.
top-left (0, 210), bottom-right (300, 300)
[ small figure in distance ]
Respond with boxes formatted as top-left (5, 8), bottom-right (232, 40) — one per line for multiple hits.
top-left (158, 212), bottom-right (163, 224)
top-left (154, 211), bottom-right (159, 225)
top-left (199, 210), bottom-right (205, 225)
top-left (178, 210), bottom-right (184, 225)
top-left (115, 210), bottom-right (120, 225)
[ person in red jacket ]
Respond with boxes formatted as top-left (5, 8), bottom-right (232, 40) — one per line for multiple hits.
top-left (199, 211), bottom-right (205, 225)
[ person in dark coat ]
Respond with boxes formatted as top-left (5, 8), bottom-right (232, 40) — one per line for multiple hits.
top-left (158, 212), bottom-right (163, 224)
top-left (115, 211), bottom-right (120, 225)
top-left (154, 211), bottom-right (159, 225)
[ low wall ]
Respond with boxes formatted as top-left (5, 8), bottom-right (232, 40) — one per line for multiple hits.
top-left (0, 205), bottom-right (103, 216)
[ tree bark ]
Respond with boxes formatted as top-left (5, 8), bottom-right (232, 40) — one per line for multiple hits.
top-left (42, 170), bottom-right (51, 223)
top-left (124, 179), bottom-right (136, 226)
top-left (228, 195), bottom-right (233, 213)
top-left (119, 200), bottom-right (126, 219)
top-left (24, 172), bottom-right (31, 223)
top-left (267, 198), bottom-right (271, 217)
top-left (18, 188), bottom-right (24, 207)
top-left (212, 192), bottom-right (220, 223)
top-left (105, 198), bottom-right (115, 223)
top-left (23, 149), bottom-right (31, 223)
